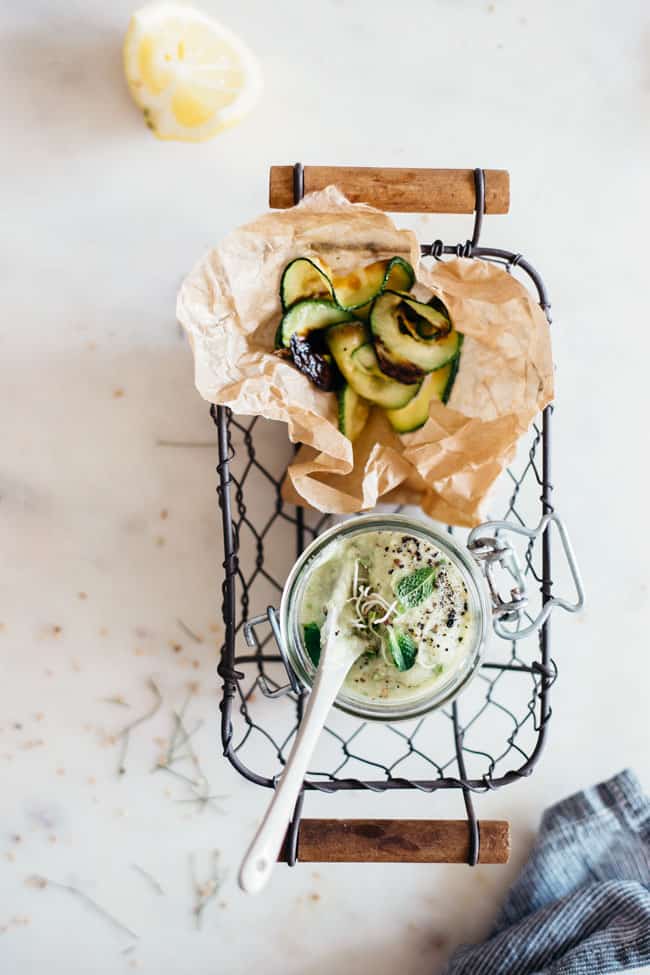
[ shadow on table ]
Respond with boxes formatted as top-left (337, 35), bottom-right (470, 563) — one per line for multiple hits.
top-left (3, 12), bottom-right (141, 148)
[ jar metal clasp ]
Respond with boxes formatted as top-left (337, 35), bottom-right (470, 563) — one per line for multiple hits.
top-left (467, 512), bottom-right (584, 641)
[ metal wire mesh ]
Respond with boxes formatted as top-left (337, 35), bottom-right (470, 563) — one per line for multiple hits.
top-left (213, 397), bottom-right (555, 797)
top-left (211, 169), bottom-right (556, 862)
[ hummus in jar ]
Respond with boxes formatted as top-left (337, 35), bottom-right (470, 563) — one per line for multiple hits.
top-left (299, 528), bottom-right (477, 705)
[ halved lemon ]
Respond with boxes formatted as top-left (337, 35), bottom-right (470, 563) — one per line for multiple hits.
top-left (123, 3), bottom-right (263, 142)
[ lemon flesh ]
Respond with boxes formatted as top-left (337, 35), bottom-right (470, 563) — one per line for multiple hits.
top-left (123, 3), bottom-right (262, 141)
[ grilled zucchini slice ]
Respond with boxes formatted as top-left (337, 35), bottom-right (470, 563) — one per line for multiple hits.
top-left (385, 361), bottom-right (454, 433)
top-left (441, 335), bottom-right (463, 403)
top-left (386, 337), bottom-right (463, 432)
top-left (370, 291), bottom-right (461, 382)
top-left (337, 384), bottom-right (369, 442)
top-left (280, 298), bottom-right (352, 348)
top-left (327, 323), bottom-right (420, 409)
top-left (280, 258), bottom-right (334, 311)
top-left (332, 257), bottom-right (415, 311)
top-left (398, 294), bottom-right (452, 339)
top-left (290, 334), bottom-right (341, 391)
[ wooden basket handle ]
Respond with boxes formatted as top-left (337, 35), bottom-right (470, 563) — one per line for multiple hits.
top-left (279, 818), bottom-right (510, 864)
top-left (269, 166), bottom-right (509, 214)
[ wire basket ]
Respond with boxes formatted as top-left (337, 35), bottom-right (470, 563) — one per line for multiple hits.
top-left (211, 166), bottom-right (576, 867)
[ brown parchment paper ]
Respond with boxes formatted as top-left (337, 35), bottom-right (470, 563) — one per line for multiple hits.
top-left (177, 188), bottom-right (553, 527)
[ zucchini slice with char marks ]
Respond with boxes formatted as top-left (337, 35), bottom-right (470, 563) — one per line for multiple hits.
top-left (385, 336), bottom-right (463, 433)
top-left (290, 333), bottom-right (341, 391)
top-left (332, 257), bottom-right (415, 311)
top-left (370, 290), bottom-right (461, 382)
top-left (327, 322), bottom-right (420, 410)
top-left (337, 384), bottom-right (369, 442)
top-left (280, 258), bottom-right (334, 311)
top-left (398, 293), bottom-right (451, 339)
top-left (280, 298), bottom-right (352, 348)
top-left (385, 360), bottom-right (453, 433)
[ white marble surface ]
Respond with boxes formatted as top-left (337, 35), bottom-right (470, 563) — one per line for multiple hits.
top-left (2, 0), bottom-right (649, 971)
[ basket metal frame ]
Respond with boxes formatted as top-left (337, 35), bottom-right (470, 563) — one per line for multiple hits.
top-left (212, 166), bottom-right (555, 866)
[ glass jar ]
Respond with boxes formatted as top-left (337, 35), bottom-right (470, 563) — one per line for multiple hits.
top-left (280, 514), bottom-right (494, 721)
top-left (277, 510), bottom-right (583, 721)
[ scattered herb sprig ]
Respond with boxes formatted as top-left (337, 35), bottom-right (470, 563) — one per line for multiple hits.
top-left (131, 864), bottom-right (165, 897)
top-left (190, 851), bottom-right (225, 929)
top-left (26, 875), bottom-right (138, 943)
top-left (116, 678), bottom-right (163, 776)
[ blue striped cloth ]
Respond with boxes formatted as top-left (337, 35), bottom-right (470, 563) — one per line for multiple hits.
top-left (444, 770), bottom-right (650, 974)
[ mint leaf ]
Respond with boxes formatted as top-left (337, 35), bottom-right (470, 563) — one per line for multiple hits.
top-left (303, 622), bottom-right (321, 667)
top-left (394, 566), bottom-right (437, 608)
top-left (397, 632), bottom-right (418, 670)
top-left (386, 626), bottom-right (418, 672)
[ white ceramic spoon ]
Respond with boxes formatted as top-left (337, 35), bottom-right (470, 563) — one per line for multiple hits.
top-left (238, 560), bottom-right (364, 895)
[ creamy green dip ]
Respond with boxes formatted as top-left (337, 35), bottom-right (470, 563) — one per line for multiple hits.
top-left (299, 529), bottom-right (477, 704)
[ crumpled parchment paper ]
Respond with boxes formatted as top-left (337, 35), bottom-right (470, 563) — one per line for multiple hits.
top-left (177, 187), bottom-right (553, 527)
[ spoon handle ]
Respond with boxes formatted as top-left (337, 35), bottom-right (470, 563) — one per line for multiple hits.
top-left (238, 659), bottom-right (347, 894)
